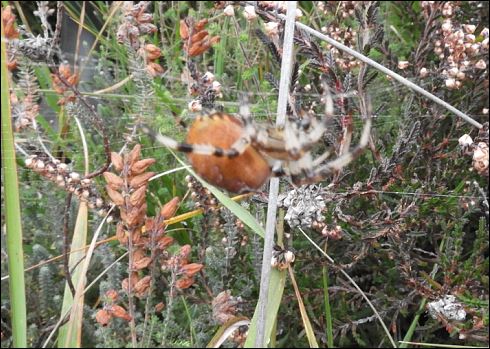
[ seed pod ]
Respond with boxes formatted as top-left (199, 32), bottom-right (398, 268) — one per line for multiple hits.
top-left (191, 30), bottom-right (208, 44)
top-left (134, 275), bottom-right (151, 297)
top-left (195, 19), bottom-right (208, 31)
top-left (155, 302), bottom-right (165, 312)
top-left (132, 256), bottom-right (152, 270)
top-left (116, 223), bottom-right (128, 245)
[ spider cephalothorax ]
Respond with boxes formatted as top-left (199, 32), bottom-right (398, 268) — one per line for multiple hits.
top-left (153, 102), bottom-right (371, 193)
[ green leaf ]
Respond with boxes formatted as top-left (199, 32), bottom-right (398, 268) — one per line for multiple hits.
top-left (1, 18), bottom-right (27, 348)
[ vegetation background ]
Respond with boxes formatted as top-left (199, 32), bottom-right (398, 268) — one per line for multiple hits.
top-left (1, 1), bottom-right (488, 348)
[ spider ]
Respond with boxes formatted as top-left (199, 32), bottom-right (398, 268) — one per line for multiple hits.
top-left (151, 100), bottom-right (372, 193)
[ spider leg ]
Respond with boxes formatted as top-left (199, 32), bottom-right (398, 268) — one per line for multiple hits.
top-left (290, 118), bottom-right (372, 186)
top-left (237, 96), bottom-right (291, 157)
top-left (239, 96), bottom-right (257, 142)
top-left (312, 149), bottom-right (332, 167)
top-left (270, 161), bottom-right (287, 177)
top-left (152, 132), bottom-right (243, 158)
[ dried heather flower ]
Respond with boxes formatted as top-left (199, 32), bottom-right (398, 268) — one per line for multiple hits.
top-left (278, 185), bottom-right (326, 229)
top-left (95, 309), bottom-right (111, 326)
top-left (105, 289), bottom-right (119, 302)
top-left (180, 263), bottom-right (204, 277)
top-left (475, 60), bottom-right (487, 70)
top-left (212, 290), bottom-right (241, 324)
top-left (188, 99), bottom-right (203, 112)
top-left (264, 22), bottom-right (279, 38)
top-left (160, 196), bottom-right (180, 219)
top-left (176, 276), bottom-right (194, 289)
top-left (108, 305), bottom-right (132, 321)
top-left (458, 134), bottom-right (473, 147)
top-left (427, 295), bottom-right (466, 321)
top-left (398, 61), bottom-right (410, 69)
top-left (224, 5), bottom-right (235, 17)
top-left (473, 142), bottom-right (489, 175)
top-left (243, 5), bottom-right (258, 21)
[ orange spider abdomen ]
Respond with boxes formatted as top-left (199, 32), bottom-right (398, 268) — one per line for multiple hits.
top-left (185, 113), bottom-right (271, 193)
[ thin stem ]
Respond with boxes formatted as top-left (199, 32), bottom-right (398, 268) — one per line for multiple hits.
top-left (270, 10), bottom-right (483, 129)
top-left (255, 2), bottom-right (297, 347)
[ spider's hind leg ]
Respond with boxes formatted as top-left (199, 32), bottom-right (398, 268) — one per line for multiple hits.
top-left (153, 133), bottom-right (243, 158)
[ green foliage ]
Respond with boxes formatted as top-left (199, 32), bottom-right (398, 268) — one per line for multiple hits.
top-left (2, 1), bottom-right (489, 349)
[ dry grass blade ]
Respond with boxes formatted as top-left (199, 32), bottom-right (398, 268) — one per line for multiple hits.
top-left (288, 266), bottom-right (319, 348)
top-left (57, 203), bottom-right (88, 348)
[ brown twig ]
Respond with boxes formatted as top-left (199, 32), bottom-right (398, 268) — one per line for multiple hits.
top-left (52, 71), bottom-right (111, 179)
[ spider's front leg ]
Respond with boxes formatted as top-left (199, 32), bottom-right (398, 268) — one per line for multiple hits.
top-left (289, 117), bottom-right (372, 186)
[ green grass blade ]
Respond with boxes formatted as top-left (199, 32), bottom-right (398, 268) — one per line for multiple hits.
top-left (322, 264), bottom-right (334, 347)
top-left (1, 15), bottom-right (27, 349)
top-left (244, 269), bottom-right (287, 348)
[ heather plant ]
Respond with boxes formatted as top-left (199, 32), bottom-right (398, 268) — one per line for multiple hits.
top-left (1, 2), bottom-right (488, 348)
